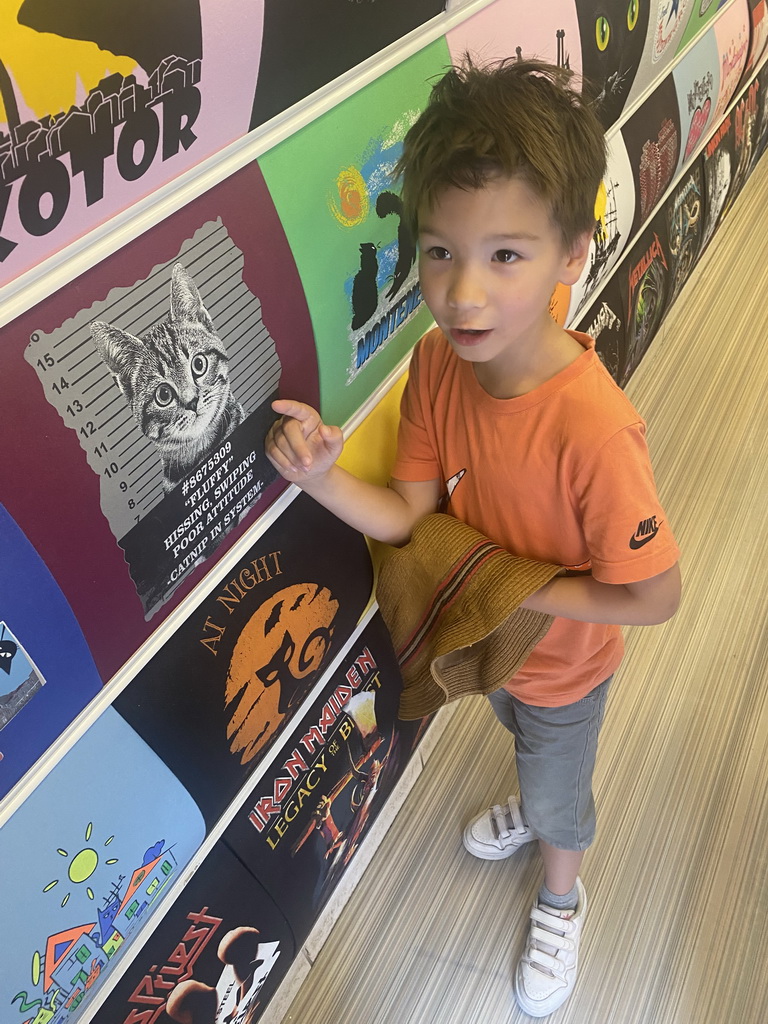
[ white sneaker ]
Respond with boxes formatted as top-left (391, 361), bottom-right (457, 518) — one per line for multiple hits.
top-left (462, 795), bottom-right (536, 860)
top-left (515, 877), bottom-right (587, 1017)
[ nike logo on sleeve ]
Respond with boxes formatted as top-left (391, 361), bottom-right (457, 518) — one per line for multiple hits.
top-left (629, 516), bottom-right (662, 549)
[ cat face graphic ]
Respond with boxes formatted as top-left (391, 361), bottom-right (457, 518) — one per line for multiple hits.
top-left (577, 0), bottom-right (650, 129)
top-left (90, 262), bottom-right (244, 490)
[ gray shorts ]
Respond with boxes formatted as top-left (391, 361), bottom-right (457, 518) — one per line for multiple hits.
top-left (487, 677), bottom-right (611, 852)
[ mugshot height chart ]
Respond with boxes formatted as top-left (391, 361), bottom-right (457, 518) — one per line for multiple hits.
top-left (0, 159), bottom-right (318, 680)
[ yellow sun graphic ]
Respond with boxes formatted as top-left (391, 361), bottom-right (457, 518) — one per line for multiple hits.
top-left (42, 822), bottom-right (118, 908)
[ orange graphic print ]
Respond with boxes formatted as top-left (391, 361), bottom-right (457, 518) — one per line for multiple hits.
top-left (224, 584), bottom-right (339, 764)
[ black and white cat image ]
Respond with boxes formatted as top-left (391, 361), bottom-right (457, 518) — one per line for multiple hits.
top-left (90, 262), bottom-right (245, 493)
top-left (576, 0), bottom-right (650, 130)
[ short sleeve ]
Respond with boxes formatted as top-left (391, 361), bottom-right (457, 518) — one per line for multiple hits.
top-left (575, 422), bottom-right (680, 584)
top-left (391, 336), bottom-right (442, 483)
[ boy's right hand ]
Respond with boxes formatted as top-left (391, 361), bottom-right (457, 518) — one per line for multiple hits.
top-left (265, 400), bottom-right (344, 482)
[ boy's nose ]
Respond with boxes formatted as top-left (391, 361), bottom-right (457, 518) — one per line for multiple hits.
top-left (447, 267), bottom-right (486, 310)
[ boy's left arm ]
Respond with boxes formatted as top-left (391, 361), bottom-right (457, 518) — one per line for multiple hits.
top-left (521, 562), bottom-right (681, 626)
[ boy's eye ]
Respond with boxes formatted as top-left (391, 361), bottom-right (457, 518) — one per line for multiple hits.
top-left (493, 249), bottom-right (519, 264)
top-left (426, 246), bottom-right (451, 260)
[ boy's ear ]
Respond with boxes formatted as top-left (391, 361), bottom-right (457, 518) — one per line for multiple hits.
top-left (560, 229), bottom-right (593, 285)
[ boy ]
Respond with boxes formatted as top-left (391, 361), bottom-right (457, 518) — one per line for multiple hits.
top-left (266, 59), bottom-right (680, 1017)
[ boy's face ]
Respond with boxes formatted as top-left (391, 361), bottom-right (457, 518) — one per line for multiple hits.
top-left (417, 176), bottom-right (589, 374)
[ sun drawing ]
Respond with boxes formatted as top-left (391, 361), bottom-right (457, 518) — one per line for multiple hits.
top-left (42, 823), bottom-right (118, 907)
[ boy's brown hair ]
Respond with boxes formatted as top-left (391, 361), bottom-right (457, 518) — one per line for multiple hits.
top-left (396, 57), bottom-right (607, 251)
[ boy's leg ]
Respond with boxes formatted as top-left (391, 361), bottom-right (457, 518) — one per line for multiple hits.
top-left (462, 687), bottom-right (537, 859)
top-left (511, 678), bottom-right (611, 1017)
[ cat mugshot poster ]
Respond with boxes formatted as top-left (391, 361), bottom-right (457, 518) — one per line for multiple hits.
top-left (0, 0), bottom-right (264, 287)
top-left (0, 159), bottom-right (318, 680)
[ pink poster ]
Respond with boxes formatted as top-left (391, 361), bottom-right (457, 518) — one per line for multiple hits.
top-left (0, 0), bottom-right (264, 287)
top-left (446, 0), bottom-right (581, 72)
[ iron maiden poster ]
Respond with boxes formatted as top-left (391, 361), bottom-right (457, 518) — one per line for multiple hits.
top-left (114, 492), bottom-right (374, 827)
top-left (222, 612), bottom-right (429, 947)
top-left (0, 0), bottom-right (264, 287)
top-left (250, 0), bottom-right (448, 129)
top-left (0, 504), bottom-right (102, 805)
top-left (98, 842), bottom-right (294, 1024)
top-left (0, 160), bottom-right (317, 679)
top-left (0, 707), bottom-right (206, 1024)
top-left (259, 41), bottom-right (445, 426)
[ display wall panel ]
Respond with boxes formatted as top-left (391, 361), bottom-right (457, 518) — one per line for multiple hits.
top-left (672, 29), bottom-right (719, 170)
top-left (622, 72), bottom-right (682, 235)
top-left (98, 842), bottom-right (295, 1024)
top-left (113, 492), bottom-right (375, 829)
top-left (625, 0), bottom-right (697, 108)
top-left (0, 0), bottom-right (264, 287)
top-left (222, 612), bottom-right (430, 948)
top-left (0, 160), bottom-right (315, 678)
top-left (700, 108), bottom-right (736, 250)
top-left (712, 0), bottom-right (751, 121)
top-left (0, 504), bottom-right (102, 803)
top-left (446, 0), bottom-right (580, 76)
top-left (259, 40), bottom-right (447, 426)
top-left (250, 0), bottom-right (448, 129)
top-left (676, 0), bottom-right (724, 55)
top-left (619, 207), bottom-right (673, 381)
top-left (575, 270), bottom-right (628, 384)
top-left (574, 0), bottom-right (651, 130)
top-left (0, 708), bottom-right (206, 1024)
top-left (567, 131), bottom-right (635, 322)
top-left (665, 159), bottom-right (706, 306)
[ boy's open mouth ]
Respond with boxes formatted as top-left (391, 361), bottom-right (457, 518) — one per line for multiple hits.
top-left (450, 328), bottom-right (491, 346)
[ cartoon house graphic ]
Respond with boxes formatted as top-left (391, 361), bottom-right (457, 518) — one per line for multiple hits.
top-left (30, 846), bottom-right (179, 1022)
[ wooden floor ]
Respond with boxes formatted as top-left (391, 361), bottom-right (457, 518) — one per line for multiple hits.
top-left (281, 158), bottom-right (768, 1024)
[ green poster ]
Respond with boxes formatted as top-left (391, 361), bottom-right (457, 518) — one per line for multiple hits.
top-left (259, 40), bottom-right (449, 425)
top-left (676, 0), bottom-right (722, 56)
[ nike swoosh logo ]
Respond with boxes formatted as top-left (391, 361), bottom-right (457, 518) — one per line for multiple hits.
top-left (629, 526), bottom-right (660, 549)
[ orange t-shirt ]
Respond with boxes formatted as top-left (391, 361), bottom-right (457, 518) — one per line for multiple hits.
top-left (391, 327), bottom-right (680, 707)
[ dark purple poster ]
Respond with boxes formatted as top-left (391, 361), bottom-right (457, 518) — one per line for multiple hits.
top-left (222, 611), bottom-right (429, 946)
top-left (114, 492), bottom-right (374, 827)
top-left (0, 160), bottom-right (317, 679)
top-left (99, 842), bottom-right (295, 1024)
